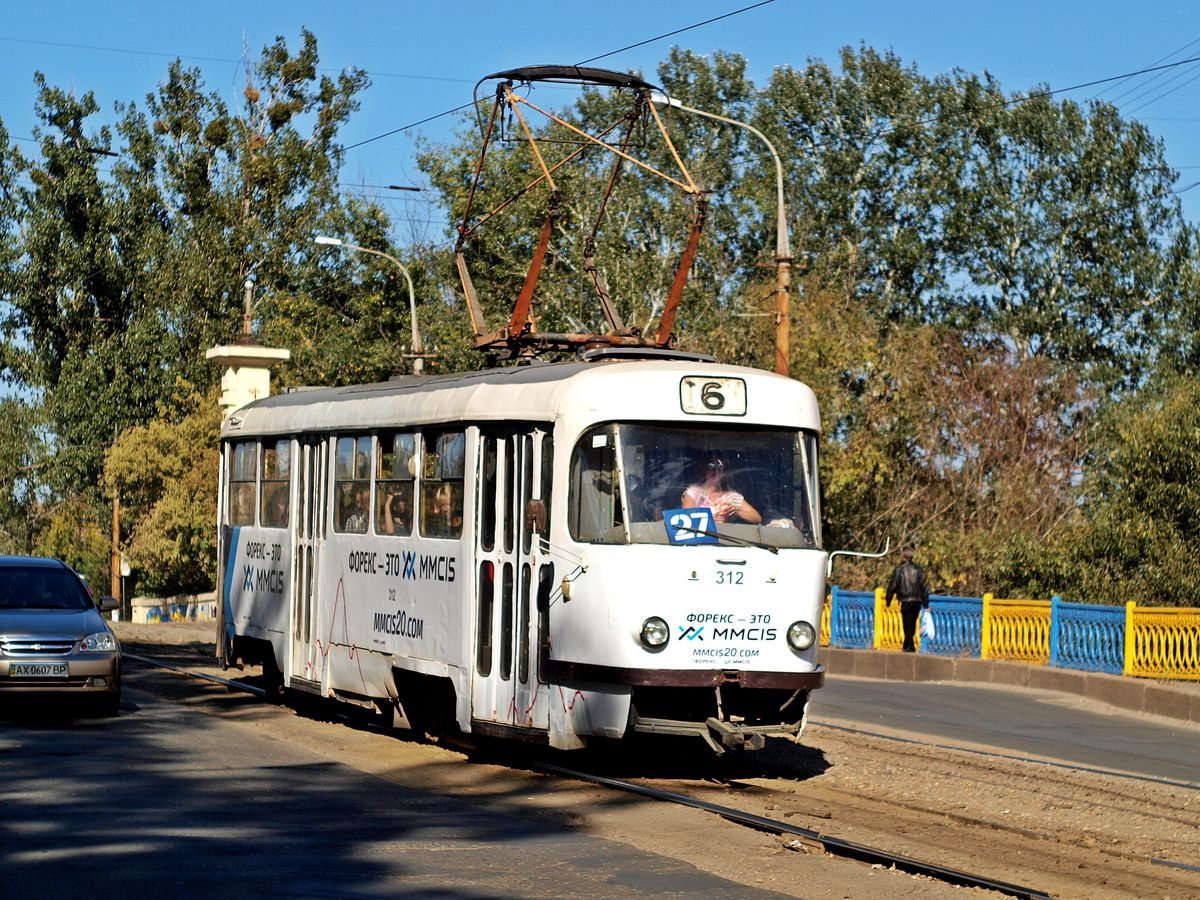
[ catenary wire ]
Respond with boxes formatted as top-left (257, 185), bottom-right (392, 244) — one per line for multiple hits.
top-left (343, 0), bottom-right (779, 151)
top-left (575, 0), bottom-right (777, 66)
top-left (0, 33), bottom-right (469, 83)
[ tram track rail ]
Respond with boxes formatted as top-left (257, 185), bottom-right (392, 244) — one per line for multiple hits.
top-left (127, 650), bottom-right (1056, 898)
top-left (537, 762), bottom-right (1052, 899)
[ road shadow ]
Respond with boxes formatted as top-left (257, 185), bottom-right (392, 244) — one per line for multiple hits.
top-left (0, 689), bottom-right (779, 899)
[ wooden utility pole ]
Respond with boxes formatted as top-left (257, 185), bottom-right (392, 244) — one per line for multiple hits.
top-left (110, 492), bottom-right (120, 602)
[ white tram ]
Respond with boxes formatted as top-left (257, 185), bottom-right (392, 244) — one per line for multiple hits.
top-left (217, 353), bottom-right (826, 752)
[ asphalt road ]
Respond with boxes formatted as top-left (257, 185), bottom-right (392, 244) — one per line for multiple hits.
top-left (0, 689), bottom-right (785, 899)
top-left (814, 676), bottom-right (1200, 785)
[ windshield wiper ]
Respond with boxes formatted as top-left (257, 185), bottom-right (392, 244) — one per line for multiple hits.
top-left (685, 526), bottom-right (779, 554)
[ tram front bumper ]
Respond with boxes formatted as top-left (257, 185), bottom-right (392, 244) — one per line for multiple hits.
top-left (631, 714), bottom-right (799, 753)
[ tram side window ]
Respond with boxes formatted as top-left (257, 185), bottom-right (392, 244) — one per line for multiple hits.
top-left (261, 439), bottom-right (291, 528)
top-left (568, 426), bottom-right (623, 542)
top-left (229, 441), bottom-right (257, 526)
top-left (421, 431), bottom-right (464, 538)
top-left (376, 432), bottom-right (415, 536)
top-left (539, 434), bottom-right (554, 550)
top-left (334, 435), bottom-right (372, 534)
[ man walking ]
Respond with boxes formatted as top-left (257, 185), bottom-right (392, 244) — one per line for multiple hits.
top-left (886, 545), bottom-right (930, 652)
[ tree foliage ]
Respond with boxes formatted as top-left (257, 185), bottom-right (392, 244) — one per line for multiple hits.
top-left (0, 30), bottom-right (373, 499)
top-left (102, 385), bottom-right (221, 594)
top-left (1053, 377), bottom-right (1200, 606)
top-left (1, 40), bottom-right (1198, 603)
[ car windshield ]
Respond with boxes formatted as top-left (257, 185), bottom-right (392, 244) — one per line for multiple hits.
top-left (568, 423), bottom-right (821, 549)
top-left (0, 566), bottom-right (92, 611)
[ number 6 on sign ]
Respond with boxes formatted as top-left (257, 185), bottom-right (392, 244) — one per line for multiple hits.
top-left (663, 508), bottom-right (719, 545)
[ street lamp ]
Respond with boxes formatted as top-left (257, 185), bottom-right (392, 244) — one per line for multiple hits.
top-left (314, 235), bottom-right (426, 375)
top-left (649, 91), bottom-right (792, 377)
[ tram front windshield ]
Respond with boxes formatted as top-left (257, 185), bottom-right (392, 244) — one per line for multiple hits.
top-left (569, 423), bottom-right (821, 549)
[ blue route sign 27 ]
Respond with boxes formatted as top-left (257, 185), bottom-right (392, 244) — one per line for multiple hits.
top-left (662, 507), bottom-right (719, 545)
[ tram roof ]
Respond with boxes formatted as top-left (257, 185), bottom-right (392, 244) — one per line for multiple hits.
top-left (221, 359), bottom-right (820, 438)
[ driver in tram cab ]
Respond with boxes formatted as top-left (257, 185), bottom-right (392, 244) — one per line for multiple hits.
top-left (681, 454), bottom-right (762, 524)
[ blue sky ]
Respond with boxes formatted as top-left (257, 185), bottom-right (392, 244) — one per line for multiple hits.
top-left (4, 0), bottom-right (1200, 238)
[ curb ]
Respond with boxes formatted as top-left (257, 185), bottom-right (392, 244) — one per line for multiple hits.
top-left (819, 647), bottom-right (1200, 727)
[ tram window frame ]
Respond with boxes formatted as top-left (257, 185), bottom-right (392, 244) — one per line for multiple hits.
top-left (334, 435), bottom-right (373, 534)
top-left (477, 560), bottom-right (494, 676)
top-left (520, 433), bottom-right (535, 554)
top-left (567, 425), bottom-right (622, 543)
top-left (539, 433), bottom-right (554, 551)
top-left (420, 430), bottom-right (465, 539)
top-left (375, 432), bottom-right (416, 537)
top-left (479, 436), bottom-right (498, 552)
top-left (503, 436), bottom-right (516, 553)
top-left (229, 441), bottom-right (258, 527)
top-left (260, 439), bottom-right (291, 529)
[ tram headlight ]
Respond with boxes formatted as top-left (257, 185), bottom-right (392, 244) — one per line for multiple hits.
top-left (640, 616), bottom-right (670, 650)
top-left (787, 620), bottom-right (816, 652)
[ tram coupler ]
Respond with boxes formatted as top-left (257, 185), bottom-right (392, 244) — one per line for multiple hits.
top-left (705, 717), bottom-right (766, 753)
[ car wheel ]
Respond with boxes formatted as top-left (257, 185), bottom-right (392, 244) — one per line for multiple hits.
top-left (94, 680), bottom-right (121, 718)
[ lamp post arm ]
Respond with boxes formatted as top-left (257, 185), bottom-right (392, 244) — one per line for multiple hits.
top-left (657, 95), bottom-right (793, 375)
top-left (337, 241), bottom-right (425, 374)
top-left (665, 100), bottom-right (790, 261)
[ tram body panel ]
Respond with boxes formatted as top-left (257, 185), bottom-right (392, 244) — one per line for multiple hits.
top-left (223, 524), bottom-right (293, 667)
top-left (547, 544), bottom-right (826, 674)
top-left (218, 359), bottom-right (827, 749)
top-left (306, 533), bottom-right (467, 691)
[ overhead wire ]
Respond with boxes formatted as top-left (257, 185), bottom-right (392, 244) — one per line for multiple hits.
top-left (1126, 65), bottom-right (1200, 116)
top-left (575, 0), bottom-right (777, 66)
top-left (8, 13), bottom-right (1200, 203)
top-left (342, 0), bottom-right (778, 152)
top-left (0, 33), bottom-right (470, 83)
top-left (1092, 34), bottom-right (1200, 103)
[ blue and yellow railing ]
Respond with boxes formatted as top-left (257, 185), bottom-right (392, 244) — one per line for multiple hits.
top-left (822, 586), bottom-right (1200, 681)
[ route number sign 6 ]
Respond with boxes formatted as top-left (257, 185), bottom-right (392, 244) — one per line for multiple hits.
top-left (679, 377), bottom-right (746, 416)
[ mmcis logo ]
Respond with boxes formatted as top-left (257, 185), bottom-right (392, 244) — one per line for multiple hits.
top-left (678, 625), bottom-right (704, 641)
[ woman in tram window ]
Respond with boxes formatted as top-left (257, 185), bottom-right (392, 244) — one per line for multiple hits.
top-left (681, 454), bottom-right (762, 525)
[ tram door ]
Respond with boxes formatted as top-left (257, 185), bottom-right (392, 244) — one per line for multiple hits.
top-left (472, 426), bottom-right (554, 732)
top-left (290, 435), bottom-right (325, 683)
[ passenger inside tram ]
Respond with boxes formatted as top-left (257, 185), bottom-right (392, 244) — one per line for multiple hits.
top-left (341, 484), bottom-right (370, 533)
top-left (379, 486), bottom-right (411, 535)
top-left (681, 454), bottom-right (762, 524)
top-left (423, 483), bottom-right (463, 537)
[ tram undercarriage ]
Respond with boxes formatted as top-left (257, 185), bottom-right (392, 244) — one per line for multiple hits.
top-left (630, 683), bottom-right (813, 753)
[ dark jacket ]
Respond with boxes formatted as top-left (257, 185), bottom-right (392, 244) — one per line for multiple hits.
top-left (886, 560), bottom-right (929, 607)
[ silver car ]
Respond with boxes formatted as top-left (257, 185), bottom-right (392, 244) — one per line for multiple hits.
top-left (0, 556), bottom-right (121, 716)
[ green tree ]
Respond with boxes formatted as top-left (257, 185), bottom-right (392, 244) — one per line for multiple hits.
top-left (1062, 377), bottom-right (1200, 606)
top-left (34, 497), bottom-right (110, 592)
top-left (102, 385), bottom-right (221, 595)
top-left (760, 46), bottom-right (1189, 385)
top-left (0, 397), bottom-right (51, 554)
top-left (1, 30), bottom-right (372, 501)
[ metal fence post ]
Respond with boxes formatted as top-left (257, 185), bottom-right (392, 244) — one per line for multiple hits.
top-left (1049, 595), bottom-right (1061, 668)
top-left (873, 587), bottom-right (884, 650)
top-left (981, 592), bottom-right (993, 659)
top-left (830, 585), bottom-right (840, 647)
top-left (1123, 600), bottom-right (1136, 676)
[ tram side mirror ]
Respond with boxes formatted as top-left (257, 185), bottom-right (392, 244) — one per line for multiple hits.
top-left (524, 498), bottom-right (547, 535)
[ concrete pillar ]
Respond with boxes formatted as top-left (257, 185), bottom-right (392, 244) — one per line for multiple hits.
top-left (205, 343), bottom-right (291, 414)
